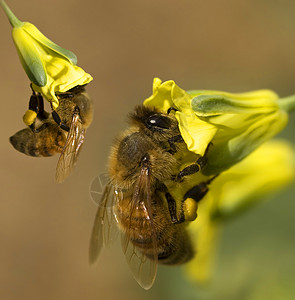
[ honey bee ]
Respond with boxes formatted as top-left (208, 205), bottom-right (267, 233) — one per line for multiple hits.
top-left (89, 105), bottom-right (215, 289)
top-left (10, 85), bottom-right (93, 182)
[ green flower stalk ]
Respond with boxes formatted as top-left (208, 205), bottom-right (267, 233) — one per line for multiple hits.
top-left (278, 94), bottom-right (295, 112)
top-left (144, 78), bottom-right (293, 176)
top-left (185, 139), bottom-right (295, 283)
top-left (1, 0), bottom-right (93, 123)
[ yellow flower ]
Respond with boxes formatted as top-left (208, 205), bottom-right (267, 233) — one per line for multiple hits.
top-left (1, 0), bottom-right (93, 111)
top-left (144, 78), bottom-right (289, 175)
top-left (185, 139), bottom-right (295, 283)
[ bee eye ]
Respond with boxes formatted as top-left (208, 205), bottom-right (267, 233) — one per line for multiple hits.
top-left (146, 114), bottom-right (171, 130)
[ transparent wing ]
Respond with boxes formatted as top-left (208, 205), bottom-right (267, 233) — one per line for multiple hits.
top-left (89, 177), bottom-right (119, 265)
top-left (55, 113), bottom-right (85, 183)
top-left (116, 167), bottom-right (158, 290)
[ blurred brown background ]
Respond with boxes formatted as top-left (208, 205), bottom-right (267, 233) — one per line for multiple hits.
top-left (1, 0), bottom-right (295, 299)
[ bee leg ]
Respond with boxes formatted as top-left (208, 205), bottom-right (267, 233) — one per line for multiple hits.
top-left (184, 182), bottom-right (210, 203)
top-left (165, 192), bottom-right (183, 224)
top-left (52, 110), bottom-right (70, 132)
top-left (29, 87), bottom-right (50, 120)
top-left (29, 122), bottom-right (50, 133)
top-left (173, 143), bottom-right (212, 181)
top-left (167, 107), bottom-right (178, 114)
top-left (165, 185), bottom-right (205, 225)
top-left (184, 174), bottom-right (219, 203)
top-left (168, 135), bottom-right (184, 154)
top-left (27, 90), bottom-right (50, 132)
top-left (174, 163), bottom-right (201, 182)
top-left (176, 181), bottom-right (210, 223)
top-left (195, 142), bottom-right (214, 169)
top-left (163, 178), bottom-right (216, 224)
top-left (28, 121), bottom-right (37, 133)
top-left (175, 175), bottom-right (219, 222)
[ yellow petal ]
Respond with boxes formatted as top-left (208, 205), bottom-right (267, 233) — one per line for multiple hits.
top-left (32, 55), bottom-right (93, 108)
top-left (144, 78), bottom-right (175, 111)
top-left (175, 112), bottom-right (217, 156)
top-left (213, 139), bottom-right (295, 218)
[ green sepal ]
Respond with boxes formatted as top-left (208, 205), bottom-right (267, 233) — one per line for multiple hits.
top-left (12, 28), bottom-right (47, 86)
top-left (191, 93), bottom-right (278, 116)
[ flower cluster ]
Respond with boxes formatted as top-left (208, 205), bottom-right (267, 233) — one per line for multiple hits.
top-left (144, 78), bottom-right (295, 282)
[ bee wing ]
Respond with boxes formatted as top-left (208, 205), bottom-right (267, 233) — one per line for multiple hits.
top-left (117, 167), bottom-right (158, 290)
top-left (89, 177), bottom-right (119, 265)
top-left (55, 113), bottom-right (85, 183)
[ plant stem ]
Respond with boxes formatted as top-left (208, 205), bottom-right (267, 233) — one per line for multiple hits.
top-left (278, 94), bottom-right (295, 113)
top-left (0, 0), bottom-right (22, 28)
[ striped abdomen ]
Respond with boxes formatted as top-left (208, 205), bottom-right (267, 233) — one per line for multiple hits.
top-left (10, 123), bottom-right (66, 157)
top-left (115, 193), bottom-right (194, 265)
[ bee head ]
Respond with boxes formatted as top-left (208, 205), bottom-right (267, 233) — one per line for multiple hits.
top-left (128, 105), bottom-right (179, 136)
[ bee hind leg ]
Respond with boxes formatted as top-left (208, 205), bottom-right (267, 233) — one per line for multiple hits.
top-left (184, 181), bottom-right (210, 203)
top-left (185, 174), bottom-right (218, 202)
top-left (28, 90), bottom-right (50, 121)
top-left (26, 90), bottom-right (50, 132)
top-left (163, 174), bottom-right (211, 224)
top-left (168, 175), bottom-right (219, 223)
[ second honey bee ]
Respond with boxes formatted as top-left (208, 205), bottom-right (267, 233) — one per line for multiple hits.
top-left (89, 105), bottom-right (215, 289)
top-left (10, 85), bottom-right (93, 182)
